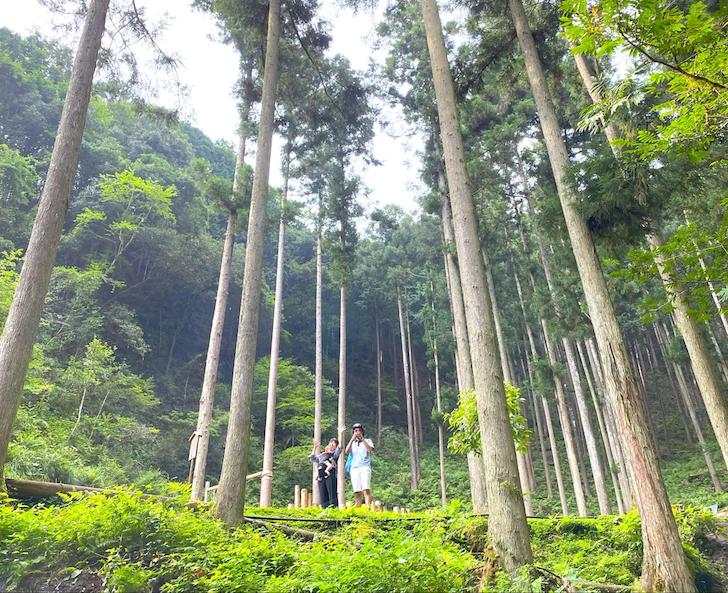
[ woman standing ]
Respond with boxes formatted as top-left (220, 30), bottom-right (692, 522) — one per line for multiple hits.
top-left (310, 438), bottom-right (341, 508)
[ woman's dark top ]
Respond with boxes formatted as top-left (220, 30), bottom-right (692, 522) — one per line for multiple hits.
top-left (309, 447), bottom-right (341, 480)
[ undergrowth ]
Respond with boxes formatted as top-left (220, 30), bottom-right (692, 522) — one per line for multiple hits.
top-left (0, 490), bottom-right (478, 593)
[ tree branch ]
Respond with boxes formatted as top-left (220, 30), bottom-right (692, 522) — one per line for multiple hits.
top-left (617, 25), bottom-right (728, 91)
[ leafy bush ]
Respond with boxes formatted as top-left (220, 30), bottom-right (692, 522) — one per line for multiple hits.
top-left (0, 492), bottom-right (480, 593)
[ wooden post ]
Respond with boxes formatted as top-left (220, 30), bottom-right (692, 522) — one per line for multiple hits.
top-left (294, 484), bottom-right (301, 508)
top-left (204, 480), bottom-right (211, 503)
top-left (301, 488), bottom-right (308, 508)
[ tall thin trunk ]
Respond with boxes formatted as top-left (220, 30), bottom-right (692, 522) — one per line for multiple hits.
top-left (190, 97), bottom-right (251, 502)
top-left (375, 312), bottom-right (382, 447)
top-left (570, 397), bottom-right (592, 497)
top-left (564, 339), bottom-right (612, 513)
top-left (215, 0), bottom-right (280, 525)
top-left (0, 0), bottom-right (111, 486)
top-left (655, 322), bottom-right (723, 491)
top-left (543, 396), bottom-right (569, 514)
top-left (576, 340), bottom-right (624, 513)
top-left (312, 191), bottom-right (324, 505)
top-left (586, 337), bottom-right (633, 509)
top-left (441, 196), bottom-right (488, 512)
top-left (337, 281), bottom-right (347, 507)
top-left (259, 150), bottom-right (291, 507)
top-left (430, 281), bottom-right (447, 507)
top-left (695, 245), bottom-right (728, 339)
top-left (190, 211), bottom-right (237, 500)
top-left (542, 319), bottom-right (588, 516)
top-left (423, 0), bottom-right (532, 570)
top-left (483, 247), bottom-right (532, 515)
top-left (513, 265), bottom-right (555, 501)
top-left (648, 230), bottom-right (728, 470)
top-left (705, 322), bottom-right (728, 385)
top-left (397, 284), bottom-right (419, 490)
top-left (652, 323), bottom-right (694, 444)
top-left (523, 183), bottom-right (588, 516)
top-left (511, 0), bottom-right (694, 585)
top-left (406, 309), bottom-right (423, 468)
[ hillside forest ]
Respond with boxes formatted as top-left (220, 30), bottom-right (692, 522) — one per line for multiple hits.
top-left (1, 0), bottom-right (727, 591)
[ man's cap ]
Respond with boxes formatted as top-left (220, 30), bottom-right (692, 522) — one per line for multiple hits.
top-left (352, 422), bottom-right (364, 430)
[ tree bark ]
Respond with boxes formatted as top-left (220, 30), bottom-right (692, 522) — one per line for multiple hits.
top-left (430, 281), bottom-right (448, 507)
top-left (0, 0), bottom-right (111, 488)
top-left (511, 0), bottom-right (694, 586)
top-left (441, 194), bottom-right (488, 512)
top-left (655, 322), bottom-right (723, 491)
top-left (513, 265), bottom-right (556, 501)
top-left (586, 337), bottom-right (634, 509)
top-left (215, 0), bottom-right (280, 525)
top-left (312, 191), bottom-right (324, 505)
top-left (423, 0), bottom-right (532, 571)
top-left (648, 230), bottom-right (728, 470)
top-left (576, 340), bottom-right (624, 513)
top-left (564, 338), bottom-right (612, 513)
top-left (336, 281), bottom-right (347, 507)
top-left (375, 312), bottom-right (382, 447)
top-left (259, 150), bottom-right (291, 507)
top-left (397, 284), bottom-right (419, 490)
top-left (190, 101), bottom-right (251, 501)
top-left (190, 211), bottom-right (237, 500)
top-left (483, 247), bottom-right (532, 515)
top-left (542, 319), bottom-right (588, 516)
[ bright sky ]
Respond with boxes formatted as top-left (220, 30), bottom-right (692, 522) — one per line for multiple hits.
top-left (0, 0), bottom-right (423, 215)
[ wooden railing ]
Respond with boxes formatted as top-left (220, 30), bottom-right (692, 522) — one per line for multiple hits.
top-left (203, 470), bottom-right (267, 502)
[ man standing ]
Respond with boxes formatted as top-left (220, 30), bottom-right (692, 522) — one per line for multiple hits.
top-left (345, 422), bottom-right (374, 507)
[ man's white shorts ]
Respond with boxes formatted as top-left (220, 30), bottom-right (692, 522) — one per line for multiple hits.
top-left (350, 466), bottom-right (371, 492)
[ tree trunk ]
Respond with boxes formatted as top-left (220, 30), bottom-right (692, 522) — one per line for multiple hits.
top-left (375, 312), bottom-right (382, 447)
top-left (312, 191), bottom-right (324, 505)
top-left (543, 396), bottom-right (570, 514)
top-left (542, 319), bottom-right (588, 516)
top-left (406, 305), bottom-right (423, 468)
top-left (430, 282), bottom-right (447, 507)
top-left (398, 284), bottom-right (419, 490)
top-left (483, 247), bottom-right (532, 515)
top-left (441, 194), bottom-right (488, 512)
top-left (337, 282), bottom-right (347, 508)
top-left (576, 340), bottom-right (624, 513)
top-left (648, 230), bottom-right (728, 470)
top-left (564, 338), bottom-right (612, 513)
top-left (511, 0), bottom-right (694, 586)
top-left (570, 395), bottom-right (592, 498)
top-left (0, 0), bottom-right (110, 487)
top-left (259, 150), bottom-right (291, 507)
top-left (190, 211), bottom-right (237, 501)
top-left (190, 101), bottom-right (251, 502)
top-left (423, 0), bottom-right (532, 571)
top-left (655, 322), bottom-right (723, 491)
top-left (586, 337), bottom-right (634, 509)
top-left (513, 265), bottom-right (555, 501)
top-left (653, 324), bottom-right (695, 445)
top-left (215, 0), bottom-right (280, 525)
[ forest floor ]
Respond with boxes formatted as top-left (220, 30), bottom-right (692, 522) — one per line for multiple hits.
top-left (1, 489), bottom-right (726, 593)
top-left (3, 442), bottom-right (728, 592)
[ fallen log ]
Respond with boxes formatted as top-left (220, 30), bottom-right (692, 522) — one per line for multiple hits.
top-left (7, 472), bottom-right (265, 502)
top-left (534, 566), bottom-right (633, 592)
top-left (243, 516), bottom-right (327, 541)
top-left (6, 478), bottom-right (106, 498)
top-left (5, 478), bottom-right (173, 502)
